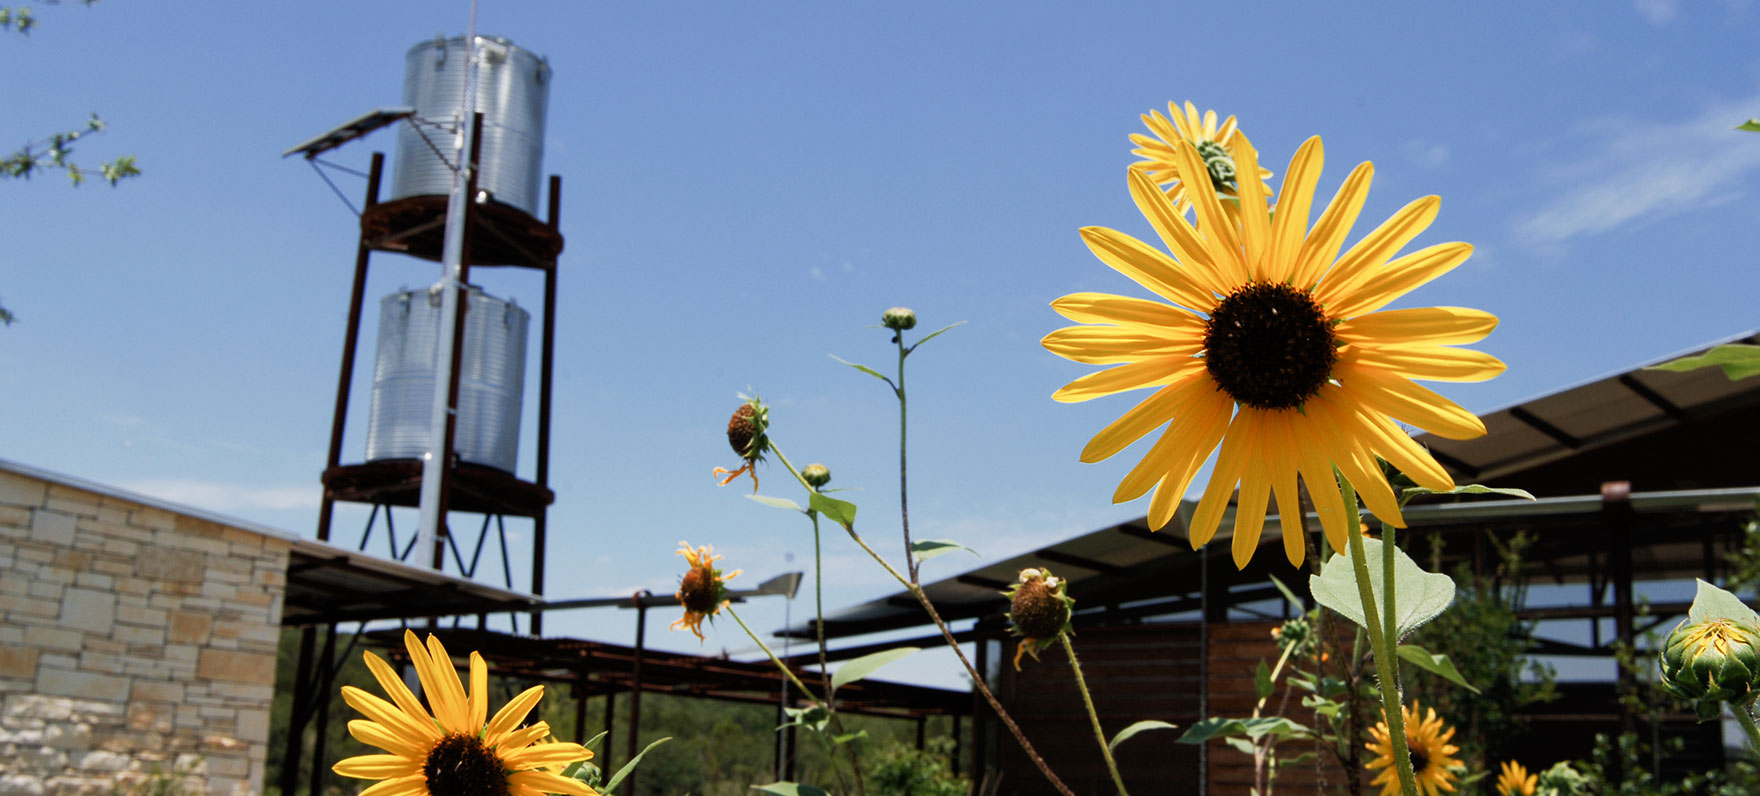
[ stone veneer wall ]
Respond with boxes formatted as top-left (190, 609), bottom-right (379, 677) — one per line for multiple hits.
top-left (0, 465), bottom-right (291, 796)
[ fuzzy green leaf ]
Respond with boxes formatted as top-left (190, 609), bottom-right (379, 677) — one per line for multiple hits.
top-left (1648, 344), bottom-right (1760, 381)
top-left (808, 492), bottom-right (858, 527)
top-left (1107, 720), bottom-right (1179, 752)
top-left (603, 736), bottom-right (671, 793)
top-left (829, 354), bottom-right (892, 385)
top-left (1177, 718), bottom-right (1248, 744)
top-left (748, 494), bottom-right (804, 512)
top-left (1309, 537), bottom-right (1455, 638)
top-left (1401, 484), bottom-right (1536, 502)
top-left (753, 784), bottom-right (834, 796)
top-left (908, 321), bottom-right (966, 352)
top-left (1688, 579), bottom-right (1760, 628)
top-left (1267, 574), bottom-right (1304, 610)
top-left (1255, 659), bottom-right (1275, 699)
top-left (910, 539), bottom-right (979, 563)
top-left (832, 647), bottom-right (920, 691)
top-left (1739, 119), bottom-right (1760, 133)
top-left (1396, 643), bottom-right (1482, 694)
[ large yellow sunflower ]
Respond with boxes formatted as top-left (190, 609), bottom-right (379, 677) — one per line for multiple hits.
top-left (1044, 133), bottom-right (1502, 568)
top-left (1366, 701), bottom-right (1461, 796)
top-left (333, 629), bottom-right (597, 796)
top-left (1128, 101), bottom-right (1274, 213)
top-left (1495, 761), bottom-right (1537, 796)
top-left (671, 541), bottom-right (741, 642)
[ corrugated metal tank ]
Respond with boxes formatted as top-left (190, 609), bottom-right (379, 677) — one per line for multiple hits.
top-left (390, 35), bottom-right (551, 216)
top-left (365, 284), bottom-right (529, 473)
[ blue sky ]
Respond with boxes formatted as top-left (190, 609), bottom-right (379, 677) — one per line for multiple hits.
top-left (5, 1), bottom-right (1759, 689)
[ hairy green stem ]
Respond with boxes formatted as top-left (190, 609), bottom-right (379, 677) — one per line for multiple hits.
top-left (1734, 703), bottom-right (1760, 753)
top-left (1060, 635), bottom-right (1130, 796)
top-left (1338, 477), bottom-right (1420, 796)
top-left (896, 335), bottom-right (917, 583)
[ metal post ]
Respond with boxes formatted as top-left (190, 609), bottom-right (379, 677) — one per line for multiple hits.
top-left (951, 714), bottom-right (962, 775)
top-left (573, 679), bottom-right (588, 744)
top-left (1604, 481), bottom-right (1637, 740)
top-left (625, 593), bottom-right (650, 795)
top-left (971, 633), bottom-right (989, 785)
top-left (916, 714), bottom-right (927, 751)
top-left (532, 174), bottom-right (560, 637)
top-left (600, 687), bottom-right (617, 776)
top-left (307, 623), bottom-right (339, 796)
top-left (1199, 545), bottom-right (1211, 796)
top-left (278, 626), bottom-right (318, 796)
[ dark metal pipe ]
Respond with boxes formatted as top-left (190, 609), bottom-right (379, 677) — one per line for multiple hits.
top-left (278, 626), bottom-right (318, 796)
top-left (625, 592), bottom-right (650, 795)
top-left (317, 152), bottom-right (384, 543)
top-left (532, 174), bottom-right (560, 636)
top-left (307, 623), bottom-right (339, 796)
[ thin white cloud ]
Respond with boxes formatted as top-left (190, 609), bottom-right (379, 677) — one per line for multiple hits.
top-left (1514, 93), bottom-right (1760, 247)
top-left (1632, 0), bottom-right (1679, 25)
top-left (120, 478), bottom-right (316, 513)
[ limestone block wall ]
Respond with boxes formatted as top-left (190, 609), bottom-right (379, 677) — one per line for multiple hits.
top-left (0, 464), bottom-right (292, 796)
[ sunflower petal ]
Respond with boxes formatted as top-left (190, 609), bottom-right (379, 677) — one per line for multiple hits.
top-left (347, 720), bottom-right (429, 759)
top-left (1350, 344), bottom-right (1506, 383)
top-left (420, 634), bottom-right (469, 732)
top-left (486, 685), bottom-right (546, 741)
top-left (498, 722), bottom-right (552, 752)
top-left (332, 754), bottom-right (422, 780)
top-left (468, 651), bottom-right (488, 731)
top-left (1079, 224), bottom-right (1216, 312)
top-left (1269, 137), bottom-right (1323, 279)
top-left (1145, 391), bottom-right (1233, 530)
top-left (361, 649), bottom-right (435, 731)
top-left (502, 741), bottom-right (594, 771)
top-left (1189, 410), bottom-right (1257, 548)
top-left (1084, 374), bottom-right (1212, 464)
top-left (1291, 161), bottom-right (1372, 290)
top-left (1290, 421), bottom-right (1350, 554)
top-left (1336, 306), bottom-right (1498, 347)
top-left (1174, 140), bottom-right (1247, 284)
top-left (1330, 242), bottom-right (1474, 319)
top-left (339, 686), bottom-right (442, 745)
top-left (1352, 408), bottom-right (1455, 492)
top-left (1261, 414), bottom-right (1308, 568)
top-left (1340, 362), bottom-right (1488, 440)
top-left (1052, 356), bottom-right (1202, 403)
top-left (1127, 169), bottom-right (1231, 298)
top-left (1231, 439), bottom-right (1273, 570)
top-left (356, 774), bottom-right (430, 796)
top-left (508, 768), bottom-right (600, 796)
top-left (1111, 381), bottom-right (1227, 499)
top-left (1230, 133), bottom-right (1273, 282)
top-left (1315, 195), bottom-right (1440, 307)
top-left (1042, 326), bottom-right (1201, 365)
top-left (1050, 292), bottom-right (1203, 329)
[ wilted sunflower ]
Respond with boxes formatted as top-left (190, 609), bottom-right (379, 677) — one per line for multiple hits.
top-left (671, 542), bottom-right (741, 642)
top-left (1044, 134), bottom-right (1502, 568)
top-left (333, 629), bottom-right (596, 796)
top-left (713, 394), bottom-right (770, 492)
top-left (1495, 761), bottom-right (1537, 796)
top-left (1366, 701), bottom-right (1461, 796)
top-left (1003, 568), bottom-right (1075, 670)
top-left (1128, 101), bottom-right (1273, 213)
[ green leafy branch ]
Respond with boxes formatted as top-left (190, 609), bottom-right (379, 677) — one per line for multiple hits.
top-left (3, 114), bottom-right (139, 186)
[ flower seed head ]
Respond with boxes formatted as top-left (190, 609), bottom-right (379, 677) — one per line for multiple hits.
top-left (725, 395), bottom-right (770, 461)
top-left (882, 307), bottom-right (918, 331)
top-left (802, 463), bottom-right (831, 488)
top-left (1008, 572), bottom-right (1071, 640)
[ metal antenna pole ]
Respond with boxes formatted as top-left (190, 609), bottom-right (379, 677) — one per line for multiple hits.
top-left (415, 8), bottom-right (480, 570)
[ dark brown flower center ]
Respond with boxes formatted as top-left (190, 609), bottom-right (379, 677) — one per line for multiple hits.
top-left (424, 733), bottom-right (509, 796)
top-left (679, 567), bottom-right (720, 614)
top-left (727, 404), bottom-right (758, 459)
top-left (1408, 743), bottom-right (1430, 774)
top-left (1010, 579), bottom-right (1069, 639)
top-left (1204, 282), bottom-right (1337, 410)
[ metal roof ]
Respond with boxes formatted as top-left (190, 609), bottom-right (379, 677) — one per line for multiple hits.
top-left (282, 537), bottom-right (541, 626)
top-left (780, 330), bottom-right (1760, 642)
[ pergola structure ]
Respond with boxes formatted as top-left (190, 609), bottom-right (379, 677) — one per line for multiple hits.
top-left (777, 330), bottom-right (1760, 793)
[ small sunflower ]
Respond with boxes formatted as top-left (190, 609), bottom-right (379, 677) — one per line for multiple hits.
top-left (1003, 568), bottom-right (1075, 670)
top-left (1129, 101), bottom-right (1274, 213)
top-left (1365, 701), bottom-right (1461, 796)
top-left (333, 629), bottom-right (596, 796)
top-left (671, 541), bottom-right (741, 642)
top-left (713, 393), bottom-right (770, 492)
top-left (1495, 761), bottom-right (1537, 796)
top-left (1045, 133), bottom-right (1502, 568)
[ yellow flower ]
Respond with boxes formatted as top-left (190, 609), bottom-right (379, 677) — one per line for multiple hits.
top-left (671, 542), bottom-right (741, 642)
top-left (1044, 134), bottom-right (1502, 568)
top-left (1366, 701), bottom-right (1461, 796)
top-left (333, 629), bottom-right (597, 796)
top-left (1129, 101), bottom-right (1274, 213)
top-left (1496, 761), bottom-right (1538, 796)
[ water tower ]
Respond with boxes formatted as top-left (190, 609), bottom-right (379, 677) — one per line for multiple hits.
top-left (290, 34), bottom-right (563, 629)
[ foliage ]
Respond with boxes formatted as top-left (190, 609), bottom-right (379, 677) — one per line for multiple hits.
top-left (1573, 732), bottom-right (1760, 796)
top-left (867, 738), bottom-right (968, 796)
top-left (109, 756), bottom-right (203, 796)
top-left (1406, 531), bottom-right (1557, 777)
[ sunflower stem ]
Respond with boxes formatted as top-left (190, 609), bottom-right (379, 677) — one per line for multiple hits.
top-left (726, 605), bottom-right (862, 795)
top-left (1059, 634), bottom-right (1130, 796)
top-left (1733, 702), bottom-right (1760, 752)
top-left (840, 522), bottom-right (1077, 796)
top-left (1338, 476), bottom-right (1420, 796)
top-left (895, 333), bottom-right (918, 583)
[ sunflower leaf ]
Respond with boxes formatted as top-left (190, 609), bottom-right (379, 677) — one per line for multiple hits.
top-left (602, 736), bottom-right (672, 793)
top-left (1255, 659), bottom-right (1275, 699)
top-left (1739, 119), bottom-right (1760, 133)
top-left (747, 494), bottom-right (804, 512)
top-left (808, 492), bottom-right (858, 528)
top-left (1267, 574), bottom-right (1304, 610)
top-left (831, 730), bottom-right (868, 745)
top-left (829, 354), bottom-right (893, 386)
top-left (1647, 344), bottom-right (1760, 381)
top-left (1240, 717), bottom-right (1313, 740)
top-left (910, 539), bottom-right (979, 563)
top-left (907, 321), bottom-right (966, 353)
top-left (832, 647), bottom-right (921, 691)
top-left (752, 784), bottom-right (834, 796)
top-left (1688, 578), bottom-right (1760, 628)
top-left (1107, 720), bottom-right (1179, 752)
top-left (1395, 643), bottom-right (1482, 694)
top-left (1224, 737), bottom-right (1257, 756)
top-left (1309, 537), bottom-right (1455, 638)
top-left (1177, 718), bottom-right (1248, 744)
top-left (1401, 484), bottom-right (1536, 503)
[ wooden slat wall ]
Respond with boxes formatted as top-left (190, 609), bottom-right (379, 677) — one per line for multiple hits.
top-left (997, 624), bottom-right (1204, 795)
top-left (1207, 621), bottom-right (1354, 795)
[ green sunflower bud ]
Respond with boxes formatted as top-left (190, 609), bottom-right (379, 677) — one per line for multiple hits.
top-left (881, 306), bottom-right (917, 331)
top-left (802, 463), bottom-right (831, 488)
top-left (1659, 618), bottom-right (1760, 718)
